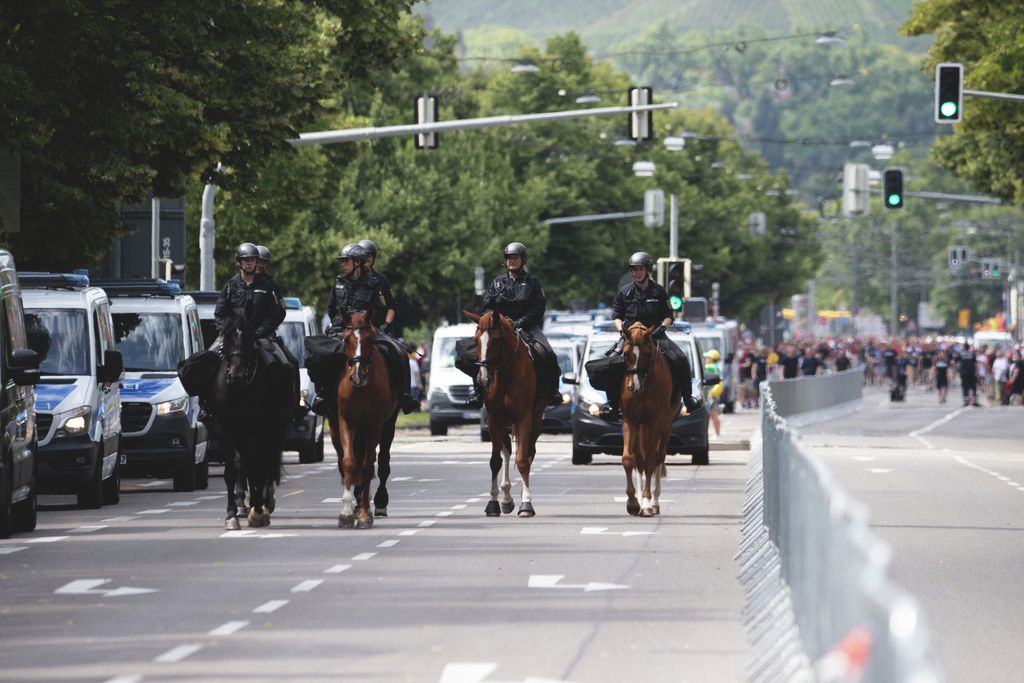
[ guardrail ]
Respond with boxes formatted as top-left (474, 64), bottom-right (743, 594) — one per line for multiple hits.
top-left (739, 369), bottom-right (942, 682)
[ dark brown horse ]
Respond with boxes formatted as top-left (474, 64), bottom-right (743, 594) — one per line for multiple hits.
top-left (464, 310), bottom-right (544, 517)
top-left (620, 322), bottom-right (679, 516)
top-left (329, 311), bottom-right (396, 529)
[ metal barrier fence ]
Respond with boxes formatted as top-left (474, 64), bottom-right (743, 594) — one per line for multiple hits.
top-left (739, 369), bottom-right (942, 682)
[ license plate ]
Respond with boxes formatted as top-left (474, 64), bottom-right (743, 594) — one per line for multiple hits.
top-left (119, 453), bottom-right (127, 465)
top-left (461, 411), bottom-right (479, 420)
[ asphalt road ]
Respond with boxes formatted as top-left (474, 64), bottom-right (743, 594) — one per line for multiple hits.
top-left (800, 385), bottom-right (1024, 683)
top-left (0, 419), bottom-right (756, 683)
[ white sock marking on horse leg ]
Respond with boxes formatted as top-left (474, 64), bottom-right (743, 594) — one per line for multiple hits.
top-left (479, 331), bottom-right (489, 386)
top-left (630, 344), bottom-right (640, 392)
top-left (521, 481), bottom-right (532, 504)
top-left (340, 486), bottom-right (356, 518)
top-left (500, 444), bottom-right (513, 505)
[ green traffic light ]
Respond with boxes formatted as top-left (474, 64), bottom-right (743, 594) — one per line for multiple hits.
top-left (940, 101), bottom-right (958, 117)
top-left (669, 295), bottom-right (683, 311)
top-left (887, 194), bottom-right (901, 206)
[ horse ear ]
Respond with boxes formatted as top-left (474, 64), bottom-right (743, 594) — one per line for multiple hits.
top-left (464, 310), bottom-right (480, 324)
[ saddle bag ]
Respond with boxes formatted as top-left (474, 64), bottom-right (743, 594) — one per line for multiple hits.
top-left (584, 354), bottom-right (625, 393)
top-left (305, 334), bottom-right (346, 392)
top-left (177, 349), bottom-right (221, 398)
top-left (454, 337), bottom-right (477, 378)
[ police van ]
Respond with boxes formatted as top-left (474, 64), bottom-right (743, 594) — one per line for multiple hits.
top-left (0, 251), bottom-right (42, 538)
top-left (278, 297), bottom-right (324, 463)
top-left (96, 280), bottom-right (209, 491)
top-left (21, 273), bottom-right (123, 509)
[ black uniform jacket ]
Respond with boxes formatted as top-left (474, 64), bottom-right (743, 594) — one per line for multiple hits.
top-left (214, 273), bottom-right (285, 338)
top-left (327, 272), bottom-right (378, 326)
top-left (613, 280), bottom-right (672, 328)
top-left (365, 270), bottom-right (398, 328)
top-left (481, 270), bottom-right (546, 329)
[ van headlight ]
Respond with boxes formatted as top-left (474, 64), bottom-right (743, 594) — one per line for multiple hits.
top-left (55, 406), bottom-right (91, 438)
top-left (156, 397), bottom-right (188, 415)
top-left (299, 389), bottom-right (310, 408)
top-left (561, 392), bottom-right (572, 405)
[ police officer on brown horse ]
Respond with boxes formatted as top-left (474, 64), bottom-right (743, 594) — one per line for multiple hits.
top-left (468, 242), bottom-right (562, 407)
top-left (605, 251), bottom-right (700, 419)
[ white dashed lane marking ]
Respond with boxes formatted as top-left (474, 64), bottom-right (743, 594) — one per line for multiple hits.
top-left (72, 525), bottom-right (108, 533)
top-left (208, 620), bottom-right (249, 636)
top-left (352, 552), bottom-right (376, 561)
top-left (253, 600), bottom-right (289, 614)
top-left (324, 564), bottom-right (352, 574)
top-left (0, 546), bottom-right (28, 555)
top-left (104, 675), bottom-right (143, 683)
top-left (377, 540), bottom-right (399, 548)
top-left (153, 644), bottom-right (202, 663)
top-left (139, 509), bottom-right (170, 515)
top-left (27, 536), bottom-right (69, 543)
top-left (291, 579), bottom-right (323, 593)
top-left (166, 501), bottom-right (198, 507)
top-left (954, 455), bottom-right (1024, 494)
top-left (399, 530), bottom-right (419, 536)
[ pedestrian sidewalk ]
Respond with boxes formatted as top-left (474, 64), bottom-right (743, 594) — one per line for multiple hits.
top-left (710, 404), bottom-right (760, 451)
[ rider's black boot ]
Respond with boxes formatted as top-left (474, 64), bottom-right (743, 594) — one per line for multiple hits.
top-left (399, 391), bottom-right (419, 415)
top-left (463, 382), bottom-right (484, 409)
top-left (310, 395), bottom-right (330, 416)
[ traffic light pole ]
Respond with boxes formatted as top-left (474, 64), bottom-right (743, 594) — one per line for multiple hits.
top-left (669, 194), bottom-right (678, 258)
top-left (891, 220), bottom-right (899, 336)
top-left (964, 89), bottom-right (1024, 103)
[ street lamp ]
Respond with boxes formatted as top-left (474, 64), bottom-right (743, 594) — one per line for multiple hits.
top-left (663, 136), bottom-right (685, 152)
top-left (871, 144), bottom-right (895, 161)
top-left (574, 94), bottom-right (601, 104)
top-left (511, 61), bottom-right (540, 73)
top-left (816, 31), bottom-right (844, 46)
top-left (632, 161), bottom-right (656, 177)
top-left (849, 139), bottom-right (872, 148)
top-left (829, 76), bottom-right (856, 88)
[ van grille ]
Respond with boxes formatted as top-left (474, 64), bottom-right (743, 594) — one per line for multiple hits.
top-left (447, 385), bottom-right (472, 402)
top-left (36, 413), bottom-right (53, 439)
top-left (122, 402), bottom-right (153, 434)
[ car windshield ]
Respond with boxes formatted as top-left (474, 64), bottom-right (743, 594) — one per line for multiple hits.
top-left (553, 347), bottom-right (575, 374)
top-left (112, 313), bottom-right (183, 371)
top-left (25, 309), bottom-right (90, 376)
top-left (433, 337), bottom-right (459, 369)
top-left (695, 336), bottom-right (724, 354)
top-left (278, 321), bottom-right (306, 367)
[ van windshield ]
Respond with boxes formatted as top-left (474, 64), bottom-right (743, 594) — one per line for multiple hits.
top-left (695, 336), bottom-right (724, 354)
top-left (278, 321), bottom-right (306, 367)
top-left (25, 309), bottom-right (90, 376)
top-left (433, 337), bottom-right (458, 369)
top-left (112, 313), bottom-right (183, 371)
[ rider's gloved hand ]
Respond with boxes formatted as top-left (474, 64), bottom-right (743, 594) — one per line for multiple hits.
top-left (684, 394), bottom-right (704, 413)
top-left (652, 324), bottom-right (666, 338)
top-left (512, 318), bottom-right (524, 330)
top-left (379, 321), bottom-right (390, 333)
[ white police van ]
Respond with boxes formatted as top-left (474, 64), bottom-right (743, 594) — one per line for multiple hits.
top-left (21, 273), bottom-right (123, 509)
top-left (278, 297), bottom-right (324, 463)
top-left (97, 280), bottom-right (209, 491)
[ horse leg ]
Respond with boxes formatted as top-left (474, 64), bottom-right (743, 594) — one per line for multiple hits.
top-left (356, 427), bottom-right (379, 530)
top-left (515, 414), bottom-right (541, 518)
top-left (485, 426), bottom-right (505, 517)
top-left (652, 429), bottom-right (668, 516)
top-left (639, 425), bottom-right (656, 517)
top-left (244, 435), bottom-right (271, 528)
top-left (499, 430), bottom-right (514, 515)
top-left (622, 419), bottom-right (640, 516)
top-left (222, 439), bottom-right (241, 531)
top-left (337, 420), bottom-right (359, 529)
top-left (373, 409), bottom-right (397, 517)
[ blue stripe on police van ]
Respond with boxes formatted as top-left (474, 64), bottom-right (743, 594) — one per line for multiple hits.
top-left (35, 384), bottom-right (77, 411)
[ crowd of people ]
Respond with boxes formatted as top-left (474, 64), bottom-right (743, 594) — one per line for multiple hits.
top-left (717, 336), bottom-right (1024, 409)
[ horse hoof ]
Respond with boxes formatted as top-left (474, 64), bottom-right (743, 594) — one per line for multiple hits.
top-left (500, 501), bottom-right (515, 515)
top-left (517, 502), bottom-right (535, 517)
top-left (484, 501), bottom-right (501, 517)
top-left (224, 516), bottom-right (241, 531)
top-left (338, 514), bottom-right (355, 529)
top-left (374, 507), bottom-right (388, 517)
top-left (639, 508), bottom-right (655, 518)
top-left (626, 502), bottom-right (641, 516)
top-left (248, 509), bottom-right (270, 528)
top-left (652, 505), bottom-right (661, 516)
top-left (356, 517), bottom-right (373, 530)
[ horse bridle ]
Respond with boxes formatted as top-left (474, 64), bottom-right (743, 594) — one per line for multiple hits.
top-left (225, 329), bottom-right (258, 385)
top-left (343, 324), bottom-right (375, 368)
top-left (474, 315), bottom-right (520, 387)
top-left (624, 334), bottom-right (656, 391)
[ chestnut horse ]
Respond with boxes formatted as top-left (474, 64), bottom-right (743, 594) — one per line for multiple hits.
top-left (330, 311), bottom-right (396, 529)
top-left (464, 310), bottom-right (544, 517)
top-left (620, 322), bottom-right (680, 516)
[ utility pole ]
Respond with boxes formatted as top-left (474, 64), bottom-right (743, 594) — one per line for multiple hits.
top-left (669, 194), bottom-right (678, 259)
top-left (890, 220), bottom-right (898, 337)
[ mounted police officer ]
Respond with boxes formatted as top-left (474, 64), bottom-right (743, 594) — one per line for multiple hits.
top-left (254, 244), bottom-right (301, 406)
top-left (605, 251), bottom-right (699, 419)
top-left (215, 243), bottom-right (286, 342)
top-left (469, 241), bottom-right (562, 407)
top-left (322, 243), bottom-right (418, 415)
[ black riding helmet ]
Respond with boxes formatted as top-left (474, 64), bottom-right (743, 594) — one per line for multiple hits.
top-left (628, 251), bottom-right (654, 270)
top-left (235, 242), bottom-right (259, 262)
top-left (338, 243), bottom-right (369, 264)
top-left (358, 239), bottom-right (378, 258)
top-left (255, 245), bottom-right (271, 262)
top-left (504, 242), bottom-right (528, 263)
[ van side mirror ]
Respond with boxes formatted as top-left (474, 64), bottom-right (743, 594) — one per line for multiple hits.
top-left (561, 371), bottom-right (578, 385)
top-left (10, 348), bottom-right (40, 386)
top-left (98, 349), bottom-right (123, 384)
top-left (703, 373), bottom-right (721, 386)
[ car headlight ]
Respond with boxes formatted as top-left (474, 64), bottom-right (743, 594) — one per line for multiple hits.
top-left (55, 406), bottom-right (91, 438)
top-left (157, 397), bottom-right (189, 415)
top-left (299, 389), bottom-right (310, 408)
top-left (561, 392), bottom-right (572, 405)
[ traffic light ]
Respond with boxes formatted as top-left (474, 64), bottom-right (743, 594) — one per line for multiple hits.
top-left (883, 168), bottom-right (904, 210)
top-left (935, 63), bottom-right (963, 124)
top-left (981, 260), bottom-right (993, 279)
top-left (656, 257), bottom-right (690, 312)
top-left (949, 246), bottom-right (969, 269)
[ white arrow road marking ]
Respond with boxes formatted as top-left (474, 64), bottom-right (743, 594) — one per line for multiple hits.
top-left (580, 527), bottom-right (655, 537)
top-left (439, 662), bottom-right (576, 683)
top-left (153, 644), bottom-right (202, 663)
top-left (55, 579), bottom-right (157, 597)
top-left (0, 546), bottom-right (28, 555)
top-left (528, 574), bottom-right (629, 592)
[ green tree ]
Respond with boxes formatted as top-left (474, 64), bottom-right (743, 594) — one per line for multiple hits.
top-left (0, 0), bottom-right (420, 269)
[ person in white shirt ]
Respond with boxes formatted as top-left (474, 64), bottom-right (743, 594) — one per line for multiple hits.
top-left (993, 351), bottom-right (1010, 404)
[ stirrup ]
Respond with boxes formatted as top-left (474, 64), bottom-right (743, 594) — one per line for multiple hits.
top-left (399, 393), bottom-right (419, 415)
top-left (600, 404), bottom-right (620, 421)
top-left (463, 386), bottom-right (483, 409)
top-left (310, 396), bottom-right (330, 416)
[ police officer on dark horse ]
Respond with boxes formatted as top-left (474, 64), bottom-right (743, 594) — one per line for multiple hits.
top-left (467, 242), bottom-right (563, 408)
top-left (605, 251), bottom-right (701, 419)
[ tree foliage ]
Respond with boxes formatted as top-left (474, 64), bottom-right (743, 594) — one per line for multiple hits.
top-left (0, 0), bottom-right (420, 268)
